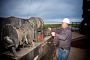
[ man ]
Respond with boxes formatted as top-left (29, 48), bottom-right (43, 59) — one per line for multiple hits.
top-left (51, 18), bottom-right (72, 60)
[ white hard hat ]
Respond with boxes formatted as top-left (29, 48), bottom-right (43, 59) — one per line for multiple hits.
top-left (62, 18), bottom-right (70, 24)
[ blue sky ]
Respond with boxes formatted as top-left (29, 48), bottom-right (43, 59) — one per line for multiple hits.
top-left (0, 0), bottom-right (83, 24)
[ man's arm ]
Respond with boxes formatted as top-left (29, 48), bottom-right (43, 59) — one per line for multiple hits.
top-left (56, 30), bottom-right (70, 41)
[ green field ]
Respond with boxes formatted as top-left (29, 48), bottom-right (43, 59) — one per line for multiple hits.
top-left (44, 24), bottom-right (80, 29)
top-left (44, 24), bottom-right (61, 29)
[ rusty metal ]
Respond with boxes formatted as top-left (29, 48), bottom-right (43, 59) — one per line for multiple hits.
top-left (0, 16), bottom-right (44, 57)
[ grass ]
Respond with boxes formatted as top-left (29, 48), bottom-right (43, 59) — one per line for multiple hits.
top-left (44, 24), bottom-right (80, 29)
top-left (44, 24), bottom-right (61, 29)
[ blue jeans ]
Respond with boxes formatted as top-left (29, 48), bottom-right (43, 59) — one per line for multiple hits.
top-left (57, 48), bottom-right (70, 60)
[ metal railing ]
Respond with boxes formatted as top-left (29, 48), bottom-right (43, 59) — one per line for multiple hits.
top-left (71, 22), bottom-right (81, 32)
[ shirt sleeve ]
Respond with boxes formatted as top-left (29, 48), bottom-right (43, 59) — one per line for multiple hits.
top-left (56, 30), bottom-right (69, 41)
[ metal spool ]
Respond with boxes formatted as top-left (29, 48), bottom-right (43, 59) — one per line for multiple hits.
top-left (7, 16), bottom-right (22, 29)
top-left (28, 17), bottom-right (44, 29)
top-left (2, 24), bottom-right (19, 48)
top-left (28, 17), bottom-right (44, 42)
top-left (7, 17), bottom-right (34, 46)
top-left (1, 17), bottom-right (44, 49)
top-left (1, 24), bottom-right (34, 49)
top-left (21, 21), bottom-right (34, 44)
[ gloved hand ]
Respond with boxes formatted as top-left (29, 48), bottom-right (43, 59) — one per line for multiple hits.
top-left (51, 32), bottom-right (56, 36)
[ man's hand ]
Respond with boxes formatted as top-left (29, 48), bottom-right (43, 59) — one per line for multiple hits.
top-left (51, 32), bottom-right (56, 36)
top-left (48, 27), bottom-right (52, 31)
